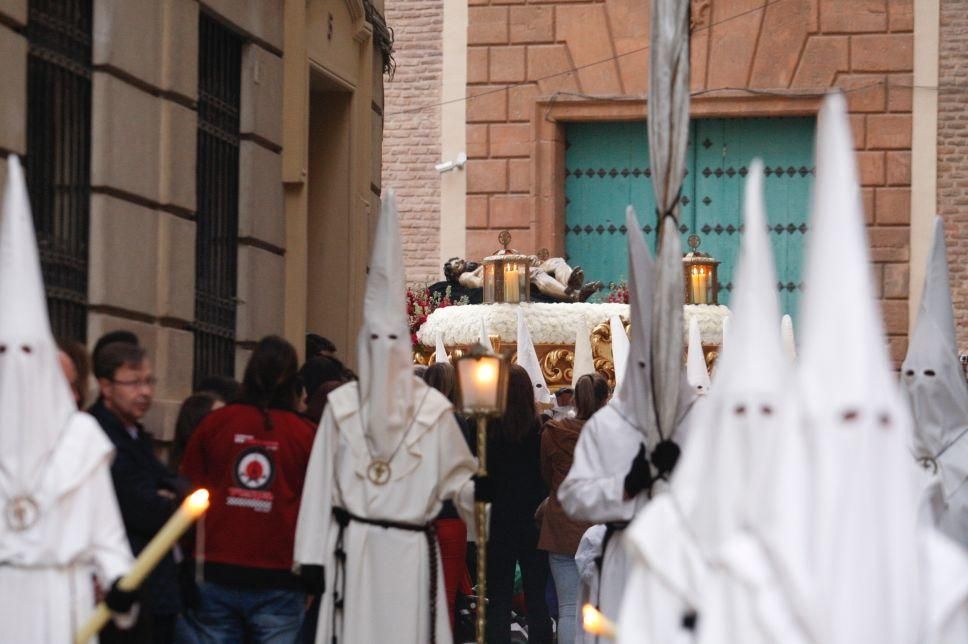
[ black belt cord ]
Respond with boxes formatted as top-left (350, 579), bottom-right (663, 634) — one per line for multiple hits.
top-left (330, 507), bottom-right (438, 644)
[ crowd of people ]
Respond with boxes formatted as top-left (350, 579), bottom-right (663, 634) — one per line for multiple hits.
top-left (46, 329), bottom-right (356, 643)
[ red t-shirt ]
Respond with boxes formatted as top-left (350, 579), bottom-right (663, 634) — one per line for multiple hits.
top-left (180, 404), bottom-right (316, 575)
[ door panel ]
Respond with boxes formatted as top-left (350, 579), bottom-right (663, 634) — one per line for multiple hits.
top-left (564, 117), bottom-right (814, 318)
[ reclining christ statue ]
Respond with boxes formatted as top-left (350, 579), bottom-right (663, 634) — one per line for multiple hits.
top-left (442, 253), bottom-right (603, 303)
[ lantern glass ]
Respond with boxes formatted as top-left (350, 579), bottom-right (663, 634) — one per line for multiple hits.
top-left (687, 264), bottom-right (715, 304)
top-left (483, 264), bottom-right (495, 302)
top-left (456, 348), bottom-right (509, 415)
top-left (682, 235), bottom-right (720, 305)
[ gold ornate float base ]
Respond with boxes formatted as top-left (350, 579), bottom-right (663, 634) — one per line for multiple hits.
top-left (414, 320), bottom-right (719, 389)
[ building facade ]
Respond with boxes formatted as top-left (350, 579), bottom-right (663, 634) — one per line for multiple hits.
top-left (0, 0), bottom-right (388, 442)
top-left (384, 0), bottom-right (968, 361)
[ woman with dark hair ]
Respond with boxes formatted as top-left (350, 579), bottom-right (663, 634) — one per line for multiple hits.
top-left (169, 391), bottom-right (222, 472)
top-left (423, 363), bottom-right (475, 634)
top-left (300, 356), bottom-right (347, 423)
top-left (539, 372), bottom-right (609, 644)
top-left (485, 365), bottom-right (553, 644)
top-left (179, 335), bottom-right (316, 642)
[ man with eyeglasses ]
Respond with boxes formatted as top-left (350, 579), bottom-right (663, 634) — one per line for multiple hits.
top-left (89, 339), bottom-right (188, 644)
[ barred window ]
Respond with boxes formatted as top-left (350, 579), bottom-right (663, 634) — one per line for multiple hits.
top-left (194, 14), bottom-right (242, 387)
top-left (26, 0), bottom-right (94, 342)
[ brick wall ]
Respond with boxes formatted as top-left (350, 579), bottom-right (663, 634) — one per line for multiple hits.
top-left (939, 0), bottom-right (968, 353)
top-left (464, 0), bottom-right (915, 362)
top-left (383, 0), bottom-right (443, 283)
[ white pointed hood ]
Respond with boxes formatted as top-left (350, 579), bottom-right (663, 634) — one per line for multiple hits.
top-left (671, 158), bottom-right (790, 551)
top-left (613, 206), bottom-right (658, 439)
top-left (0, 156), bottom-right (78, 493)
top-left (609, 316), bottom-right (630, 394)
top-left (434, 332), bottom-right (449, 365)
top-left (571, 317), bottom-right (595, 388)
top-left (479, 315), bottom-right (494, 352)
top-left (901, 216), bottom-right (968, 545)
top-left (781, 313), bottom-right (797, 361)
top-left (516, 308), bottom-right (554, 407)
top-left (721, 315), bottom-right (731, 353)
top-left (356, 188), bottom-right (416, 450)
top-left (796, 93), bottom-right (922, 644)
top-left (686, 317), bottom-right (710, 395)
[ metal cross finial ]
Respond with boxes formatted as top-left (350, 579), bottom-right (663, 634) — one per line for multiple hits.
top-left (498, 230), bottom-right (512, 250)
top-left (688, 234), bottom-right (701, 251)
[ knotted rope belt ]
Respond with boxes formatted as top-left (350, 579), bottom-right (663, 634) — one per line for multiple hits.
top-left (331, 507), bottom-right (439, 644)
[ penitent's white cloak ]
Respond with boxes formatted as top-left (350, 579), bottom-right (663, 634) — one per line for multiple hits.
top-left (294, 379), bottom-right (476, 644)
top-left (0, 413), bottom-right (134, 643)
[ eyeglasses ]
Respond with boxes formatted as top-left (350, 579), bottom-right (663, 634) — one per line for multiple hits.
top-left (111, 377), bottom-right (157, 389)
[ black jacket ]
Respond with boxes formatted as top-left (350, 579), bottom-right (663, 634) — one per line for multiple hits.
top-left (90, 399), bottom-right (186, 616)
top-left (485, 417), bottom-right (547, 533)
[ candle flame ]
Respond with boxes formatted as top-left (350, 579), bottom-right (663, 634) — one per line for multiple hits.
top-left (186, 489), bottom-right (211, 515)
top-left (474, 361), bottom-right (498, 384)
top-left (582, 604), bottom-right (616, 638)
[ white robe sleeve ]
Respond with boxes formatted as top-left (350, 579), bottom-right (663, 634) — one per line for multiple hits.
top-left (558, 415), bottom-right (638, 523)
top-left (436, 412), bottom-right (477, 530)
top-left (89, 460), bottom-right (135, 586)
top-left (294, 406), bottom-right (337, 570)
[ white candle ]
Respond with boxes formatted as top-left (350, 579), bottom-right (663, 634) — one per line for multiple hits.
top-left (504, 267), bottom-right (519, 302)
top-left (75, 489), bottom-right (211, 643)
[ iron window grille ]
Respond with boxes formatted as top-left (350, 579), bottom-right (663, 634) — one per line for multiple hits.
top-left (26, 0), bottom-right (94, 342)
top-left (194, 13), bottom-right (242, 388)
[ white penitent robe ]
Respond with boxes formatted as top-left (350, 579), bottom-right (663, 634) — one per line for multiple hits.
top-left (0, 413), bottom-right (133, 643)
top-left (558, 404), bottom-right (645, 626)
top-left (294, 378), bottom-right (476, 644)
top-left (575, 525), bottom-right (606, 644)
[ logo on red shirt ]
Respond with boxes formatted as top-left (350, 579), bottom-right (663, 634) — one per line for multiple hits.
top-left (233, 446), bottom-right (276, 491)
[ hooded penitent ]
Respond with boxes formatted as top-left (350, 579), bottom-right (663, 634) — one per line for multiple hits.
top-left (0, 156), bottom-right (78, 503)
top-left (902, 216), bottom-right (968, 547)
top-left (479, 315), bottom-right (494, 353)
top-left (613, 206), bottom-right (658, 438)
top-left (0, 157), bottom-right (134, 643)
top-left (571, 317), bottom-right (595, 388)
top-left (780, 314), bottom-right (797, 361)
top-left (609, 316), bottom-right (630, 394)
top-left (517, 308), bottom-right (555, 408)
top-left (356, 189), bottom-right (416, 454)
top-left (686, 317), bottom-right (711, 396)
top-left (617, 160), bottom-right (793, 644)
top-left (434, 332), bottom-right (449, 365)
top-left (675, 158), bottom-right (789, 551)
top-left (791, 92), bottom-right (925, 644)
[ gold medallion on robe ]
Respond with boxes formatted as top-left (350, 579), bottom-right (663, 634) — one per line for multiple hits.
top-left (367, 460), bottom-right (391, 485)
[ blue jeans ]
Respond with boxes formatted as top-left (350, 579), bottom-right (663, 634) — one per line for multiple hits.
top-left (182, 581), bottom-right (304, 644)
top-left (548, 553), bottom-right (580, 644)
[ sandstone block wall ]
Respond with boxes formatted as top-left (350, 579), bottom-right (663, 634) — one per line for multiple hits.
top-left (939, 0), bottom-right (968, 354)
top-left (382, 0), bottom-right (444, 283)
top-left (0, 1), bottom-right (287, 442)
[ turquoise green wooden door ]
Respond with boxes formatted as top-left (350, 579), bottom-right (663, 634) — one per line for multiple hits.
top-left (564, 117), bottom-right (815, 317)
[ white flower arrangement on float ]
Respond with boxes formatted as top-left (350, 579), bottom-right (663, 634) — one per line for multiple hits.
top-left (415, 301), bottom-right (730, 347)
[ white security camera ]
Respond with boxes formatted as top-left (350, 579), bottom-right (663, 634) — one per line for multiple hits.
top-left (435, 152), bottom-right (467, 174)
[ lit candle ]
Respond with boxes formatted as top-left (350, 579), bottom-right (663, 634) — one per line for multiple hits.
top-left (504, 266), bottom-right (519, 302)
top-left (75, 489), bottom-right (211, 643)
top-left (582, 604), bottom-right (617, 639)
top-left (689, 267), bottom-right (704, 304)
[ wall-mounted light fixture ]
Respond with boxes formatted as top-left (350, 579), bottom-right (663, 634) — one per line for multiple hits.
top-left (435, 151), bottom-right (467, 173)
